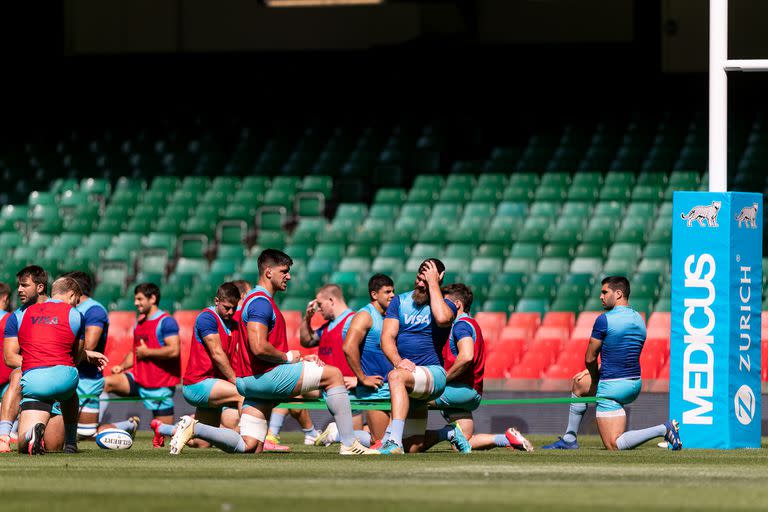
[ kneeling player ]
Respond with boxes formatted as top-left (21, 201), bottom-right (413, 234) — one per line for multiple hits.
top-left (4, 277), bottom-right (107, 454)
top-left (102, 283), bottom-right (180, 446)
top-left (378, 259), bottom-right (456, 454)
top-left (162, 282), bottom-right (243, 448)
top-left (420, 284), bottom-right (532, 453)
top-left (170, 249), bottom-right (376, 455)
top-left (543, 277), bottom-right (681, 451)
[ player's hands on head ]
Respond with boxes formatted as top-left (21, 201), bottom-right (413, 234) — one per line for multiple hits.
top-left (421, 261), bottom-right (443, 286)
top-left (360, 374), bottom-right (383, 389)
top-left (305, 300), bottom-right (317, 318)
top-left (397, 359), bottom-right (416, 372)
top-left (85, 350), bottom-right (109, 371)
top-left (343, 376), bottom-right (358, 390)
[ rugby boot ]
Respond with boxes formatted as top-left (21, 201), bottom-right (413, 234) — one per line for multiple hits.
top-left (505, 428), bottom-right (534, 452)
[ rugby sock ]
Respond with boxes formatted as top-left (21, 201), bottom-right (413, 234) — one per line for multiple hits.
top-left (269, 411), bottom-right (287, 436)
top-left (325, 385), bottom-right (355, 446)
top-left (494, 434), bottom-right (512, 447)
top-left (616, 424), bottom-right (667, 450)
top-left (302, 426), bottom-right (320, 439)
top-left (193, 423), bottom-right (245, 453)
top-left (65, 423), bottom-right (78, 446)
top-left (436, 425), bottom-right (455, 442)
top-left (157, 423), bottom-right (175, 436)
top-left (389, 419), bottom-right (406, 447)
top-left (355, 430), bottom-right (372, 447)
top-left (113, 419), bottom-right (138, 432)
top-left (0, 420), bottom-right (12, 437)
top-left (562, 394), bottom-right (587, 443)
top-left (381, 424), bottom-right (392, 444)
top-left (77, 423), bottom-right (98, 438)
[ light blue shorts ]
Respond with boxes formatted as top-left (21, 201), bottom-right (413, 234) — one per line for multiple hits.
top-left (237, 363), bottom-right (303, 407)
top-left (77, 376), bottom-right (105, 412)
top-left (183, 378), bottom-right (218, 409)
top-left (354, 382), bottom-right (391, 401)
top-left (596, 378), bottom-right (642, 416)
top-left (434, 383), bottom-right (482, 420)
top-left (21, 366), bottom-right (79, 405)
top-left (409, 365), bottom-right (447, 402)
top-left (125, 372), bottom-right (175, 415)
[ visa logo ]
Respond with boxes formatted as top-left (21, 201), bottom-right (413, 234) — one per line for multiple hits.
top-left (31, 316), bottom-right (59, 325)
top-left (404, 314), bottom-right (430, 325)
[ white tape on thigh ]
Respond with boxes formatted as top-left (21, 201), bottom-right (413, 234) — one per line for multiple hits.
top-left (409, 366), bottom-right (434, 400)
top-left (239, 414), bottom-right (268, 441)
top-left (404, 417), bottom-right (428, 439)
top-left (595, 408), bottom-right (626, 418)
top-left (300, 361), bottom-right (324, 394)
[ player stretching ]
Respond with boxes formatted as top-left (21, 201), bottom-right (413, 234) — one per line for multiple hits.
top-left (102, 283), bottom-right (180, 446)
top-left (377, 259), bottom-right (456, 455)
top-left (5, 277), bottom-right (107, 454)
top-left (60, 272), bottom-right (114, 440)
top-left (342, 274), bottom-right (395, 445)
top-left (542, 276), bottom-right (682, 451)
top-left (169, 249), bottom-right (376, 455)
top-left (301, 284), bottom-right (361, 446)
top-left (420, 284), bottom-right (532, 453)
top-left (0, 267), bottom-right (52, 452)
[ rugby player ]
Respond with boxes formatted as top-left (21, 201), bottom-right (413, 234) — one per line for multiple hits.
top-left (60, 271), bottom-right (113, 440)
top-left (0, 266), bottom-right (51, 452)
top-left (5, 277), bottom-right (107, 454)
top-left (342, 273), bottom-right (395, 444)
top-left (0, 282), bottom-right (17, 450)
top-left (420, 284), bottom-right (532, 453)
top-left (542, 276), bottom-right (682, 451)
top-left (301, 284), bottom-right (360, 446)
top-left (102, 283), bottom-right (180, 446)
top-left (377, 259), bottom-right (457, 455)
top-left (169, 249), bottom-right (376, 455)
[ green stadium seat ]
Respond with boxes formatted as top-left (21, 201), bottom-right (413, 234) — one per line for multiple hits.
top-left (643, 242), bottom-right (671, 259)
top-left (481, 299), bottom-right (514, 315)
top-left (371, 257), bottom-right (404, 274)
top-left (501, 186), bottom-right (534, 202)
top-left (549, 297), bottom-right (583, 313)
top-left (503, 257), bottom-right (537, 274)
top-left (601, 259), bottom-right (637, 276)
top-left (570, 257), bottom-right (603, 275)
top-left (599, 185), bottom-right (631, 202)
top-left (542, 243), bottom-right (575, 259)
top-left (374, 188), bottom-right (407, 205)
top-left (574, 243), bottom-right (607, 259)
top-left (515, 298), bottom-right (548, 316)
top-left (175, 258), bottom-right (209, 276)
top-left (582, 219), bottom-right (618, 244)
top-left (338, 257), bottom-right (371, 273)
top-left (537, 258), bottom-right (570, 274)
top-left (470, 257), bottom-right (503, 274)
top-left (476, 243), bottom-right (508, 258)
top-left (567, 185), bottom-right (599, 202)
top-left (445, 243), bottom-right (475, 260)
top-left (632, 185), bottom-right (664, 202)
top-left (608, 242), bottom-right (642, 262)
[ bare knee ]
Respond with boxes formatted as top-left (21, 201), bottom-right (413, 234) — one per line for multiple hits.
top-left (387, 369), bottom-right (407, 387)
top-left (322, 365), bottom-right (343, 387)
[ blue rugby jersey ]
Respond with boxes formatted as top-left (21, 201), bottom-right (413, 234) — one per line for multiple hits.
top-left (591, 305), bottom-right (646, 380)
top-left (385, 290), bottom-right (457, 367)
top-left (76, 298), bottom-right (110, 379)
top-left (358, 302), bottom-right (392, 380)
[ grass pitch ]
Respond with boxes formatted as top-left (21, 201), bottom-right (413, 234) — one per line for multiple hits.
top-left (1, 433), bottom-right (768, 511)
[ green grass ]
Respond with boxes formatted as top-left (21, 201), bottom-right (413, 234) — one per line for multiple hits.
top-left (2, 433), bottom-right (768, 511)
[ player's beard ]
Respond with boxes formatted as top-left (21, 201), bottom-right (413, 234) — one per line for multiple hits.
top-left (412, 287), bottom-right (429, 306)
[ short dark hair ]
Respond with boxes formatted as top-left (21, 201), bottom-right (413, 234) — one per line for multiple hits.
top-left (257, 249), bottom-right (293, 275)
top-left (217, 282), bottom-right (242, 304)
top-left (17, 265), bottom-right (49, 294)
top-left (0, 282), bottom-right (10, 301)
top-left (134, 282), bottom-right (161, 304)
top-left (61, 271), bottom-right (93, 297)
top-left (602, 276), bottom-right (631, 298)
top-left (442, 283), bottom-right (473, 313)
top-left (419, 258), bottom-right (446, 276)
top-left (368, 273), bottom-right (394, 299)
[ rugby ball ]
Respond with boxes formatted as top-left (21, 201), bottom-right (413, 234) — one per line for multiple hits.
top-left (95, 428), bottom-right (133, 450)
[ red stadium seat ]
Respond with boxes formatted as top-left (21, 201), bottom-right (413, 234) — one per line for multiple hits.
top-left (575, 311), bottom-right (601, 328)
top-left (534, 326), bottom-right (569, 343)
top-left (508, 364), bottom-right (541, 379)
top-left (104, 334), bottom-right (133, 375)
top-left (647, 312), bottom-right (671, 331)
top-left (109, 311), bottom-right (136, 334)
top-left (475, 312), bottom-right (507, 333)
top-left (517, 350), bottom-right (550, 372)
top-left (493, 335), bottom-right (525, 365)
top-left (484, 348), bottom-right (517, 378)
top-left (640, 344), bottom-right (665, 379)
top-left (543, 364), bottom-right (576, 379)
top-left (507, 312), bottom-right (541, 330)
top-left (644, 336), bottom-right (669, 363)
top-left (657, 360), bottom-right (670, 380)
top-left (541, 312), bottom-right (575, 332)
top-left (554, 350), bottom-right (584, 374)
top-left (527, 338), bottom-right (561, 365)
